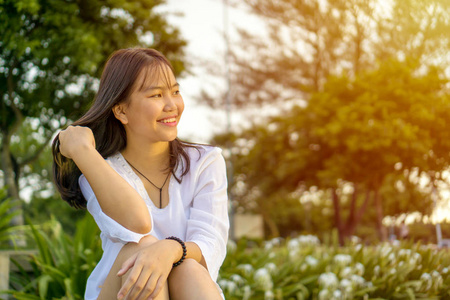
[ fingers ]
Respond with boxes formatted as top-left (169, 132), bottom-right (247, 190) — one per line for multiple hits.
top-left (119, 268), bottom-right (162, 300)
top-left (117, 253), bottom-right (138, 277)
top-left (117, 264), bottom-right (143, 300)
top-left (148, 277), bottom-right (166, 300)
top-left (58, 125), bottom-right (95, 159)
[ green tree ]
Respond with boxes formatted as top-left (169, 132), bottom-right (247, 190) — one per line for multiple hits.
top-left (208, 0), bottom-right (449, 241)
top-left (215, 60), bottom-right (450, 242)
top-left (0, 0), bottom-right (187, 226)
top-left (205, 0), bottom-right (449, 108)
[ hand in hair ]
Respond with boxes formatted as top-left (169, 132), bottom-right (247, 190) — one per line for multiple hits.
top-left (59, 126), bottom-right (96, 160)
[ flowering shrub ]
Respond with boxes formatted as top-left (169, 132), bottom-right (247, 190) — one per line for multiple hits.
top-left (218, 236), bottom-right (450, 299)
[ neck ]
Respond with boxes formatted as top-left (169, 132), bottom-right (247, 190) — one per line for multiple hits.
top-left (121, 140), bottom-right (171, 172)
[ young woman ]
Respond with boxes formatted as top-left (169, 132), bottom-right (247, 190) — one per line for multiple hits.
top-left (52, 48), bottom-right (229, 300)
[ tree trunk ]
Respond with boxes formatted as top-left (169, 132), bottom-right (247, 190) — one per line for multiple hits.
top-left (344, 188), bottom-right (372, 238)
top-left (331, 188), bottom-right (344, 245)
top-left (345, 184), bottom-right (358, 233)
top-left (258, 206), bottom-right (279, 238)
top-left (1, 138), bottom-right (24, 227)
top-left (2, 61), bottom-right (25, 227)
top-left (374, 188), bottom-right (388, 241)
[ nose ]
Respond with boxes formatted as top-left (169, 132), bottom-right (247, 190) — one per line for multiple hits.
top-left (163, 95), bottom-right (177, 112)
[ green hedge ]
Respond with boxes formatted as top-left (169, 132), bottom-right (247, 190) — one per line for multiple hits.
top-left (4, 216), bottom-right (450, 299)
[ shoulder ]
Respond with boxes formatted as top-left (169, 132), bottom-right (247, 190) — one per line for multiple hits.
top-left (183, 145), bottom-right (226, 181)
top-left (185, 145), bottom-right (224, 169)
top-left (186, 145), bottom-right (222, 159)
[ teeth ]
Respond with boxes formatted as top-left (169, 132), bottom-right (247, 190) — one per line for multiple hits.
top-left (160, 118), bottom-right (176, 123)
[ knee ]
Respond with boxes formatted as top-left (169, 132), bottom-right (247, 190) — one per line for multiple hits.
top-left (119, 235), bottom-right (158, 257)
top-left (139, 234), bottom-right (158, 245)
top-left (169, 258), bottom-right (210, 281)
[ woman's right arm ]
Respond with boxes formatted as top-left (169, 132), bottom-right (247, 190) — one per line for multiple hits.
top-left (59, 125), bottom-right (151, 234)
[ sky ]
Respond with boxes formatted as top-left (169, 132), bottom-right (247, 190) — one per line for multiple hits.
top-left (156, 0), bottom-right (260, 143)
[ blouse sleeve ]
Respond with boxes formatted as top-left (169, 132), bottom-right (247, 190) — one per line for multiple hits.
top-left (79, 174), bottom-right (153, 244)
top-left (185, 148), bottom-right (230, 281)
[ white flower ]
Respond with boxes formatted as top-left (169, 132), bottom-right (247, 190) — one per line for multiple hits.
top-left (263, 237), bottom-right (282, 250)
top-left (431, 270), bottom-right (443, 290)
top-left (297, 234), bottom-right (320, 246)
top-left (442, 267), bottom-right (449, 274)
top-left (340, 278), bottom-right (353, 293)
top-left (388, 252), bottom-right (396, 263)
top-left (288, 239), bottom-right (300, 251)
top-left (420, 272), bottom-right (432, 291)
top-left (264, 262), bottom-right (277, 275)
top-left (379, 244), bottom-right (393, 257)
top-left (350, 274), bottom-right (366, 288)
top-left (305, 255), bottom-right (319, 267)
top-left (230, 274), bottom-right (245, 286)
top-left (333, 289), bottom-right (343, 299)
top-left (318, 272), bottom-right (339, 289)
top-left (350, 236), bottom-right (361, 244)
top-left (264, 290), bottom-right (275, 300)
top-left (264, 241), bottom-right (273, 250)
top-left (218, 279), bottom-right (227, 288)
top-left (354, 263), bottom-right (365, 276)
top-left (227, 240), bottom-right (237, 254)
top-left (412, 252), bottom-right (422, 264)
top-left (333, 254), bottom-right (352, 267)
top-left (300, 263), bottom-right (308, 272)
top-left (270, 237), bottom-right (283, 246)
top-left (355, 244), bottom-right (363, 252)
top-left (318, 289), bottom-right (330, 300)
top-left (227, 281), bottom-right (237, 294)
top-left (237, 264), bottom-right (254, 276)
top-left (373, 265), bottom-right (380, 277)
top-left (218, 279), bottom-right (237, 294)
top-left (254, 268), bottom-right (273, 290)
top-left (340, 267), bottom-right (353, 278)
top-left (243, 285), bottom-right (252, 300)
top-left (398, 249), bottom-right (411, 257)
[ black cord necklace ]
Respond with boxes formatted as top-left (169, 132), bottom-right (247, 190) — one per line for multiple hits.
top-left (125, 159), bottom-right (171, 209)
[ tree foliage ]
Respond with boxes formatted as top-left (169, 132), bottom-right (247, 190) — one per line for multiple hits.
top-left (206, 0), bottom-right (450, 242)
top-left (214, 59), bottom-right (450, 241)
top-left (0, 0), bottom-right (187, 225)
top-left (203, 0), bottom-right (449, 108)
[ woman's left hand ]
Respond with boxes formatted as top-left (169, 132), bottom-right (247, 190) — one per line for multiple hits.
top-left (117, 239), bottom-right (182, 300)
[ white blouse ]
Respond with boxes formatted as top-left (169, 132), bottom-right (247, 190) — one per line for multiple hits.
top-left (79, 146), bottom-right (229, 300)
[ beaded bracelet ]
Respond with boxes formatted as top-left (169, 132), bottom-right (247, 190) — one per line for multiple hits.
top-left (166, 236), bottom-right (187, 267)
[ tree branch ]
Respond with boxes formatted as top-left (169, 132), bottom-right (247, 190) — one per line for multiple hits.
top-left (19, 134), bottom-right (53, 167)
top-left (6, 59), bottom-right (24, 140)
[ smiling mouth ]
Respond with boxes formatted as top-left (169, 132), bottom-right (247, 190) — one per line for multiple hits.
top-left (158, 117), bottom-right (177, 123)
top-left (157, 115), bottom-right (179, 126)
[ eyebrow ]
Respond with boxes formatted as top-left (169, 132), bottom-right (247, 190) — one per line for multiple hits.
top-left (143, 83), bottom-right (180, 92)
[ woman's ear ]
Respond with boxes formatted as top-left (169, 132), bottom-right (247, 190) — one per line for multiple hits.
top-left (112, 103), bottom-right (128, 125)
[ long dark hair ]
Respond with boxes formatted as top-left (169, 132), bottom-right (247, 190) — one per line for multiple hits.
top-left (52, 48), bottom-right (199, 209)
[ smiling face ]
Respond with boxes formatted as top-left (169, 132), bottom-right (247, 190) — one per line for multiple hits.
top-left (113, 63), bottom-right (184, 145)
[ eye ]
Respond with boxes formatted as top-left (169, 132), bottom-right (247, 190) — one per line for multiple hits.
top-left (149, 93), bottom-right (162, 98)
top-left (173, 90), bottom-right (181, 96)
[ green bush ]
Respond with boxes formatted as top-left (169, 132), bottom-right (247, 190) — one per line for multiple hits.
top-left (6, 214), bottom-right (101, 299)
top-left (219, 237), bottom-right (450, 299)
top-left (6, 217), bottom-right (450, 300)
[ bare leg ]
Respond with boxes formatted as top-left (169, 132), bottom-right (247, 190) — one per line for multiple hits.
top-left (168, 258), bottom-right (222, 300)
top-left (98, 236), bottom-right (169, 300)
